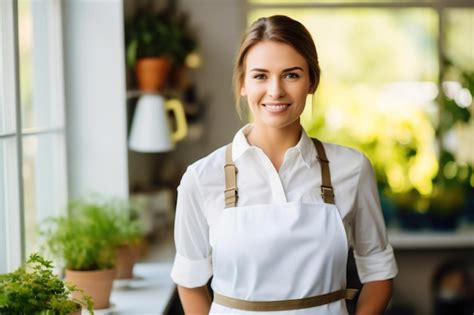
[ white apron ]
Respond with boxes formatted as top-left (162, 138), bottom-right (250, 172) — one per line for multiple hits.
top-left (208, 141), bottom-right (351, 314)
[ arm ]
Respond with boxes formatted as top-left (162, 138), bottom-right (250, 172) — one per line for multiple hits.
top-left (177, 284), bottom-right (212, 315)
top-left (355, 279), bottom-right (393, 315)
top-left (171, 167), bottom-right (213, 313)
top-left (351, 155), bottom-right (397, 314)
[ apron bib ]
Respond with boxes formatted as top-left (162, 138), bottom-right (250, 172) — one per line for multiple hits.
top-left (209, 139), bottom-right (354, 314)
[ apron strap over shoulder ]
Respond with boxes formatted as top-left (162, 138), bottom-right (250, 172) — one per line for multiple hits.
top-left (224, 143), bottom-right (238, 208)
top-left (214, 288), bottom-right (359, 312)
top-left (223, 138), bottom-right (335, 207)
top-left (312, 139), bottom-right (336, 204)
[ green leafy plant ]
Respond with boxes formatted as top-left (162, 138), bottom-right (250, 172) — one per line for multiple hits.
top-left (125, 5), bottom-right (197, 68)
top-left (429, 59), bottom-right (473, 214)
top-left (0, 253), bottom-right (94, 314)
top-left (107, 198), bottom-right (145, 247)
top-left (42, 199), bottom-right (122, 271)
top-left (42, 197), bottom-right (145, 271)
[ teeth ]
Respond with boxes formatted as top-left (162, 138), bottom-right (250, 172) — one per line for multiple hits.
top-left (264, 104), bottom-right (289, 113)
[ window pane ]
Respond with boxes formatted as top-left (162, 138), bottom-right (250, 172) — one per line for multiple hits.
top-left (446, 9), bottom-right (474, 72)
top-left (17, 0), bottom-right (63, 130)
top-left (248, 8), bottom-right (438, 82)
top-left (0, 0), bottom-right (18, 135)
top-left (22, 133), bottom-right (66, 256)
top-left (248, 8), bottom-right (439, 195)
top-left (444, 9), bottom-right (474, 179)
top-left (0, 137), bottom-right (22, 272)
top-left (0, 140), bottom-right (7, 273)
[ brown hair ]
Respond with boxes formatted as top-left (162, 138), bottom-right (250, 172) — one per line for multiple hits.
top-left (232, 15), bottom-right (321, 117)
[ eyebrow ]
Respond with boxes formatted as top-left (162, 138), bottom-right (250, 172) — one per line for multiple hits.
top-left (249, 66), bottom-right (304, 73)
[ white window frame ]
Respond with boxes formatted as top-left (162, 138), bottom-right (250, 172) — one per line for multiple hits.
top-left (0, 0), bottom-right (67, 273)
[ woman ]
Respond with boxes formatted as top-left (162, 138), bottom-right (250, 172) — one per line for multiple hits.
top-left (171, 15), bottom-right (397, 315)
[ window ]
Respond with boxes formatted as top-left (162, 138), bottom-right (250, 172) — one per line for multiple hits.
top-left (0, 0), bottom-right (67, 273)
top-left (247, 1), bottom-right (473, 219)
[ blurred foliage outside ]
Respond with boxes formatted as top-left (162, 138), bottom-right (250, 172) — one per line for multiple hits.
top-left (248, 8), bottom-right (473, 214)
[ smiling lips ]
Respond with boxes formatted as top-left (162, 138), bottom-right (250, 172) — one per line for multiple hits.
top-left (263, 103), bottom-right (290, 113)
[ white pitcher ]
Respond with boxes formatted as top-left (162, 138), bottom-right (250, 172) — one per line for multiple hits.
top-left (129, 94), bottom-right (188, 152)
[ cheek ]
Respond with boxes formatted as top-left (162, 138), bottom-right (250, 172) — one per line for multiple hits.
top-left (243, 84), bottom-right (263, 103)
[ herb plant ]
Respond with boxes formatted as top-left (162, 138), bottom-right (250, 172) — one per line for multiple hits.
top-left (108, 198), bottom-right (145, 247)
top-left (42, 197), bottom-right (145, 271)
top-left (0, 253), bottom-right (93, 314)
top-left (42, 200), bottom-right (121, 271)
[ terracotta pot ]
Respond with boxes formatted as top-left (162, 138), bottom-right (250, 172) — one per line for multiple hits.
top-left (115, 244), bottom-right (137, 279)
top-left (65, 268), bottom-right (116, 310)
top-left (68, 304), bottom-right (82, 315)
top-left (135, 57), bottom-right (171, 92)
top-left (131, 237), bottom-right (148, 260)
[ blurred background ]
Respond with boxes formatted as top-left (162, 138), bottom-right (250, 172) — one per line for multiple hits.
top-left (0, 0), bottom-right (473, 314)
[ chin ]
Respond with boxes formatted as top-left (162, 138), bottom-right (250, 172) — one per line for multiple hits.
top-left (257, 117), bottom-right (301, 130)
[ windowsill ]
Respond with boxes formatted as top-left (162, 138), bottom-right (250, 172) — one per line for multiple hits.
top-left (83, 231), bottom-right (176, 314)
top-left (388, 224), bottom-right (474, 249)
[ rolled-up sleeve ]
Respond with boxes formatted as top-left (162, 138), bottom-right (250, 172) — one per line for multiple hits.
top-left (170, 166), bottom-right (213, 288)
top-left (351, 154), bottom-right (398, 283)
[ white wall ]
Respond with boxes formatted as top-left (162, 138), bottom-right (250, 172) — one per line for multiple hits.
top-left (171, 0), bottom-right (245, 166)
top-left (63, 0), bottom-right (129, 199)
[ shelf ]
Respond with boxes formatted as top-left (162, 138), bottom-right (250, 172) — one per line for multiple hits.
top-left (388, 227), bottom-right (474, 249)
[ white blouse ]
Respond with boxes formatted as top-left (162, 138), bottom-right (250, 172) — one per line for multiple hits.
top-left (171, 124), bottom-right (398, 288)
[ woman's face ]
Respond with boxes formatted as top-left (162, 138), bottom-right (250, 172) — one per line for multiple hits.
top-left (241, 40), bottom-right (311, 131)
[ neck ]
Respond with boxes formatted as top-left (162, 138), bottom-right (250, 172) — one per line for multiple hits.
top-left (247, 122), bottom-right (302, 170)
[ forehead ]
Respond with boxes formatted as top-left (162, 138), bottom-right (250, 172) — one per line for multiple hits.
top-left (244, 40), bottom-right (307, 71)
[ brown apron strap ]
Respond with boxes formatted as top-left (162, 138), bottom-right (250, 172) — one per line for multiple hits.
top-left (312, 139), bottom-right (335, 204)
top-left (214, 289), bottom-right (358, 312)
top-left (224, 143), bottom-right (238, 208)
top-left (223, 138), bottom-right (335, 207)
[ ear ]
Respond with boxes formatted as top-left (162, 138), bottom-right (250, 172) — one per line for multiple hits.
top-left (240, 86), bottom-right (247, 96)
top-left (308, 80), bottom-right (316, 94)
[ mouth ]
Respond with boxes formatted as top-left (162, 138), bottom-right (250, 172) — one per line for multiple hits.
top-left (262, 103), bottom-right (290, 113)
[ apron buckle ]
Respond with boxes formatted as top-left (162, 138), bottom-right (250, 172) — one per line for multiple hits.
top-left (321, 185), bottom-right (335, 202)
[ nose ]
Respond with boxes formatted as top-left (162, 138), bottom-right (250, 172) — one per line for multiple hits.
top-left (268, 77), bottom-right (285, 99)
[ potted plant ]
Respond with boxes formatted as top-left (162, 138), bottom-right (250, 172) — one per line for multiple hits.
top-left (42, 200), bottom-right (121, 310)
top-left (125, 5), bottom-right (197, 92)
top-left (0, 253), bottom-right (93, 314)
top-left (109, 199), bottom-right (145, 280)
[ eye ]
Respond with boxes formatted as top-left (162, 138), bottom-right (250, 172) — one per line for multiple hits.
top-left (284, 72), bottom-right (300, 80)
top-left (253, 74), bottom-right (266, 80)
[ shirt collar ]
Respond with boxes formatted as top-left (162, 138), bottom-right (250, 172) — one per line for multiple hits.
top-left (297, 129), bottom-right (318, 168)
top-left (232, 123), bottom-right (317, 168)
top-left (232, 124), bottom-right (253, 161)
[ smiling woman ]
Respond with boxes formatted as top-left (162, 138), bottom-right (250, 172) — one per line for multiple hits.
top-left (171, 15), bottom-right (397, 315)
top-left (241, 41), bottom-right (312, 170)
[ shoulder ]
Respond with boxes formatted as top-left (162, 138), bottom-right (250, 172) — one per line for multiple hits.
top-left (318, 141), bottom-right (371, 178)
top-left (190, 144), bottom-right (227, 177)
top-left (180, 144), bottom-right (228, 189)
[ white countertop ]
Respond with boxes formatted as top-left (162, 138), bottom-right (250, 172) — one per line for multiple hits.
top-left (109, 262), bottom-right (175, 314)
top-left (83, 232), bottom-right (177, 315)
